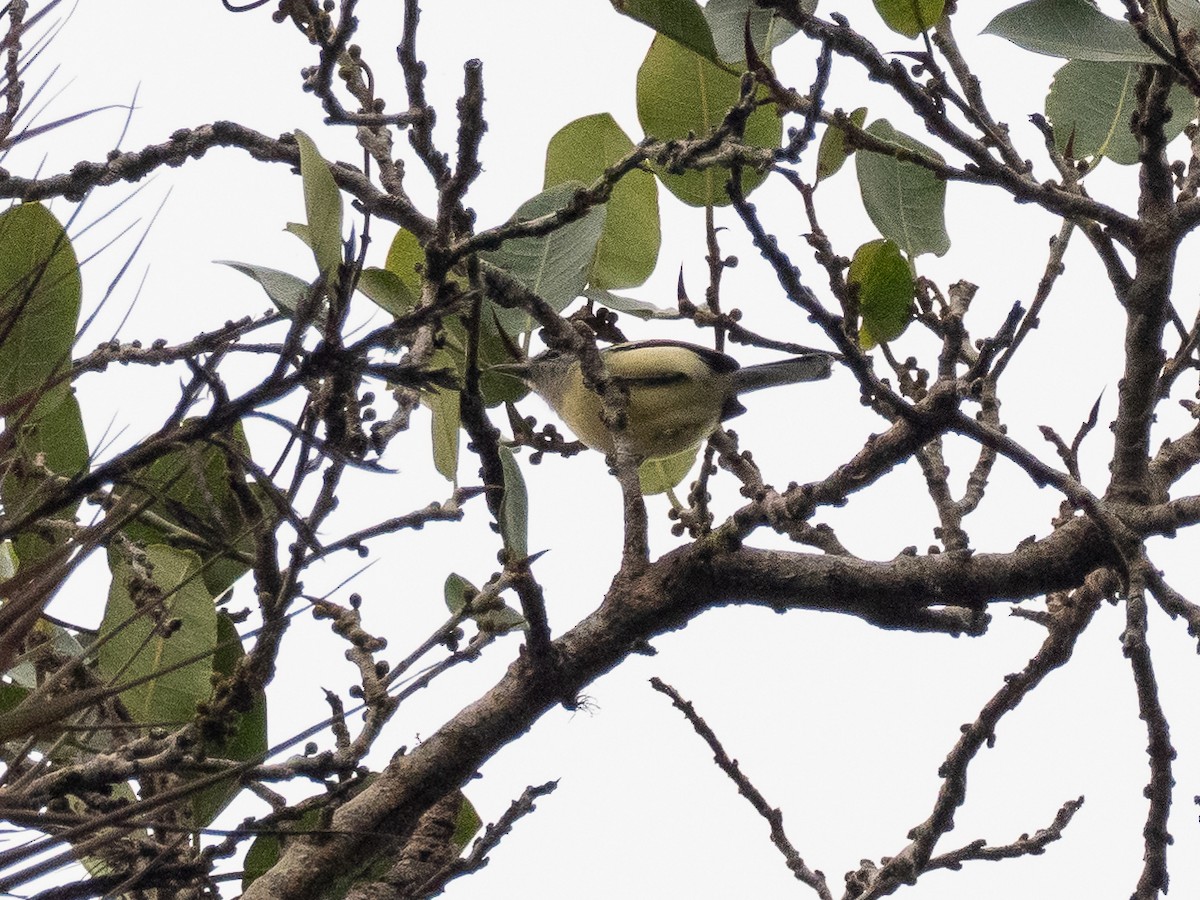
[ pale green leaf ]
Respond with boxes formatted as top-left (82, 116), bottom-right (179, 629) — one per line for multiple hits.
top-left (98, 545), bottom-right (217, 725)
top-left (0, 203), bottom-right (88, 564)
top-left (428, 383), bottom-right (461, 484)
top-left (983, 0), bottom-right (1158, 63)
top-left (638, 444), bottom-right (699, 494)
top-left (1045, 59), bottom-right (1191, 165)
top-left (609, 0), bottom-right (720, 64)
top-left (384, 228), bottom-right (425, 298)
top-left (497, 445), bottom-right (528, 560)
top-left (2, 389), bottom-right (88, 565)
top-left (636, 34), bottom-right (782, 207)
top-left (444, 572), bottom-right (477, 615)
top-left (704, 0), bottom-right (804, 66)
top-left (480, 181), bottom-right (607, 330)
top-left (475, 604), bottom-right (527, 634)
top-left (0, 203), bottom-right (81, 401)
top-left (584, 288), bottom-right (679, 320)
top-left (848, 238), bottom-right (914, 348)
top-left (451, 795), bottom-right (483, 855)
top-left (816, 107), bottom-right (868, 182)
top-left (544, 113), bottom-right (661, 290)
top-left (873, 0), bottom-right (946, 38)
top-left (855, 119), bottom-right (950, 259)
top-left (295, 130), bottom-right (344, 279)
top-left (218, 261), bottom-right (310, 316)
top-left (358, 266), bottom-right (417, 317)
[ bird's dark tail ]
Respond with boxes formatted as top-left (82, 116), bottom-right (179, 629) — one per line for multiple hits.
top-left (732, 354), bottom-right (832, 393)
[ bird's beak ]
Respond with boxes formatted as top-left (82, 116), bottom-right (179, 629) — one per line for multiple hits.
top-left (489, 360), bottom-right (531, 380)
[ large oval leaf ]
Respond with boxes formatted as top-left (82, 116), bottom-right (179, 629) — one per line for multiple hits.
top-left (99, 545), bottom-right (217, 726)
top-left (384, 227), bottom-right (425, 299)
top-left (848, 238), bottom-right (914, 348)
top-left (983, 0), bottom-right (1158, 63)
top-left (114, 421), bottom-right (272, 597)
top-left (874, 0), bottom-right (945, 38)
top-left (0, 203), bottom-right (88, 564)
top-left (480, 181), bottom-right (607, 329)
top-left (855, 119), bottom-right (949, 259)
top-left (637, 34), bottom-right (782, 207)
top-left (1045, 60), bottom-right (1191, 165)
top-left (609, 0), bottom-right (720, 64)
top-left (3, 390), bottom-right (89, 565)
top-left (0, 203), bottom-right (81, 400)
top-left (426, 352), bottom-right (461, 485)
top-left (544, 113), bottom-right (661, 290)
top-left (704, 0), bottom-right (804, 66)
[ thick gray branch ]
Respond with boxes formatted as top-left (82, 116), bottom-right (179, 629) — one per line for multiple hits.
top-left (239, 519), bottom-right (1114, 899)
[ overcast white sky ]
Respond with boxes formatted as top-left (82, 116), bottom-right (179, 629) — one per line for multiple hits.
top-left (9, 1), bottom-right (1200, 898)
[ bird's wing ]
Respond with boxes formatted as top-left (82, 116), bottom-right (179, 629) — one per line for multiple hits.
top-left (605, 340), bottom-right (740, 376)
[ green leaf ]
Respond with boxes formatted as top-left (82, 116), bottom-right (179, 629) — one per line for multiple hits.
top-left (242, 805), bottom-right (326, 889)
top-left (1045, 59), bottom-right (1191, 165)
top-left (427, 376), bottom-right (461, 484)
top-left (480, 181), bottom-right (607, 329)
top-left (384, 228), bottom-right (425, 299)
top-left (609, 0), bottom-right (721, 64)
top-left (873, 0), bottom-right (945, 38)
top-left (704, 0), bottom-right (804, 67)
top-left (1163, 0), bottom-right (1200, 34)
top-left (113, 421), bottom-right (270, 598)
top-left (584, 288), bottom-right (678, 320)
top-left (358, 266), bottom-right (417, 317)
top-left (444, 572), bottom-right (476, 615)
top-left (544, 113), bottom-right (661, 290)
top-left (0, 203), bottom-right (81, 401)
top-left (217, 261), bottom-right (311, 316)
top-left (855, 119), bottom-right (950, 259)
top-left (497, 445), bottom-right (528, 560)
top-left (475, 604), bottom-right (527, 634)
top-left (98, 545), bottom-right (217, 726)
top-left (382, 228), bottom-right (527, 405)
top-left (816, 107), bottom-right (868, 182)
top-left (191, 612), bottom-right (268, 827)
top-left (242, 833), bottom-right (281, 889)
top-left (0, 680), bottom-right (28, 715)
top-left (444, 572), bottom-right (525, 632)
top-left (478, 320), bottom-right (531, 406)
top-left (0, 203), bottom-right (87, 564)
top-left (636, 34), bottom-right (782, 207)
top-left (284, 221), bottom-right (312, 247)
top-left (295, 130), bottom-right (344, 279)
top-left (638, 445), bottom-right (699, 494)
top-left (848, 239), bottom-right (914, 348)
top-left (5, 620), bottom-right (85, 692)
top-left (450, 795), bottom-right (483, 855)
top-left (3, 389), bottom-right (89, 566)
top-left (982, 0), bottom-right (1158, 63)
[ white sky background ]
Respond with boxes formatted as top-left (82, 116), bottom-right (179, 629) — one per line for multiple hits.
top-left (8, 1), bottom-right (1200, 898)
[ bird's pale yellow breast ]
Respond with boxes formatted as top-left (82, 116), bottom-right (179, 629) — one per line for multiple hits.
top-left (555, 345), bottom-right (728, 458)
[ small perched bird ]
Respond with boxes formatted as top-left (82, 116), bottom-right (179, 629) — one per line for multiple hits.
top-left (496, 339), bottom-right (832, 460)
